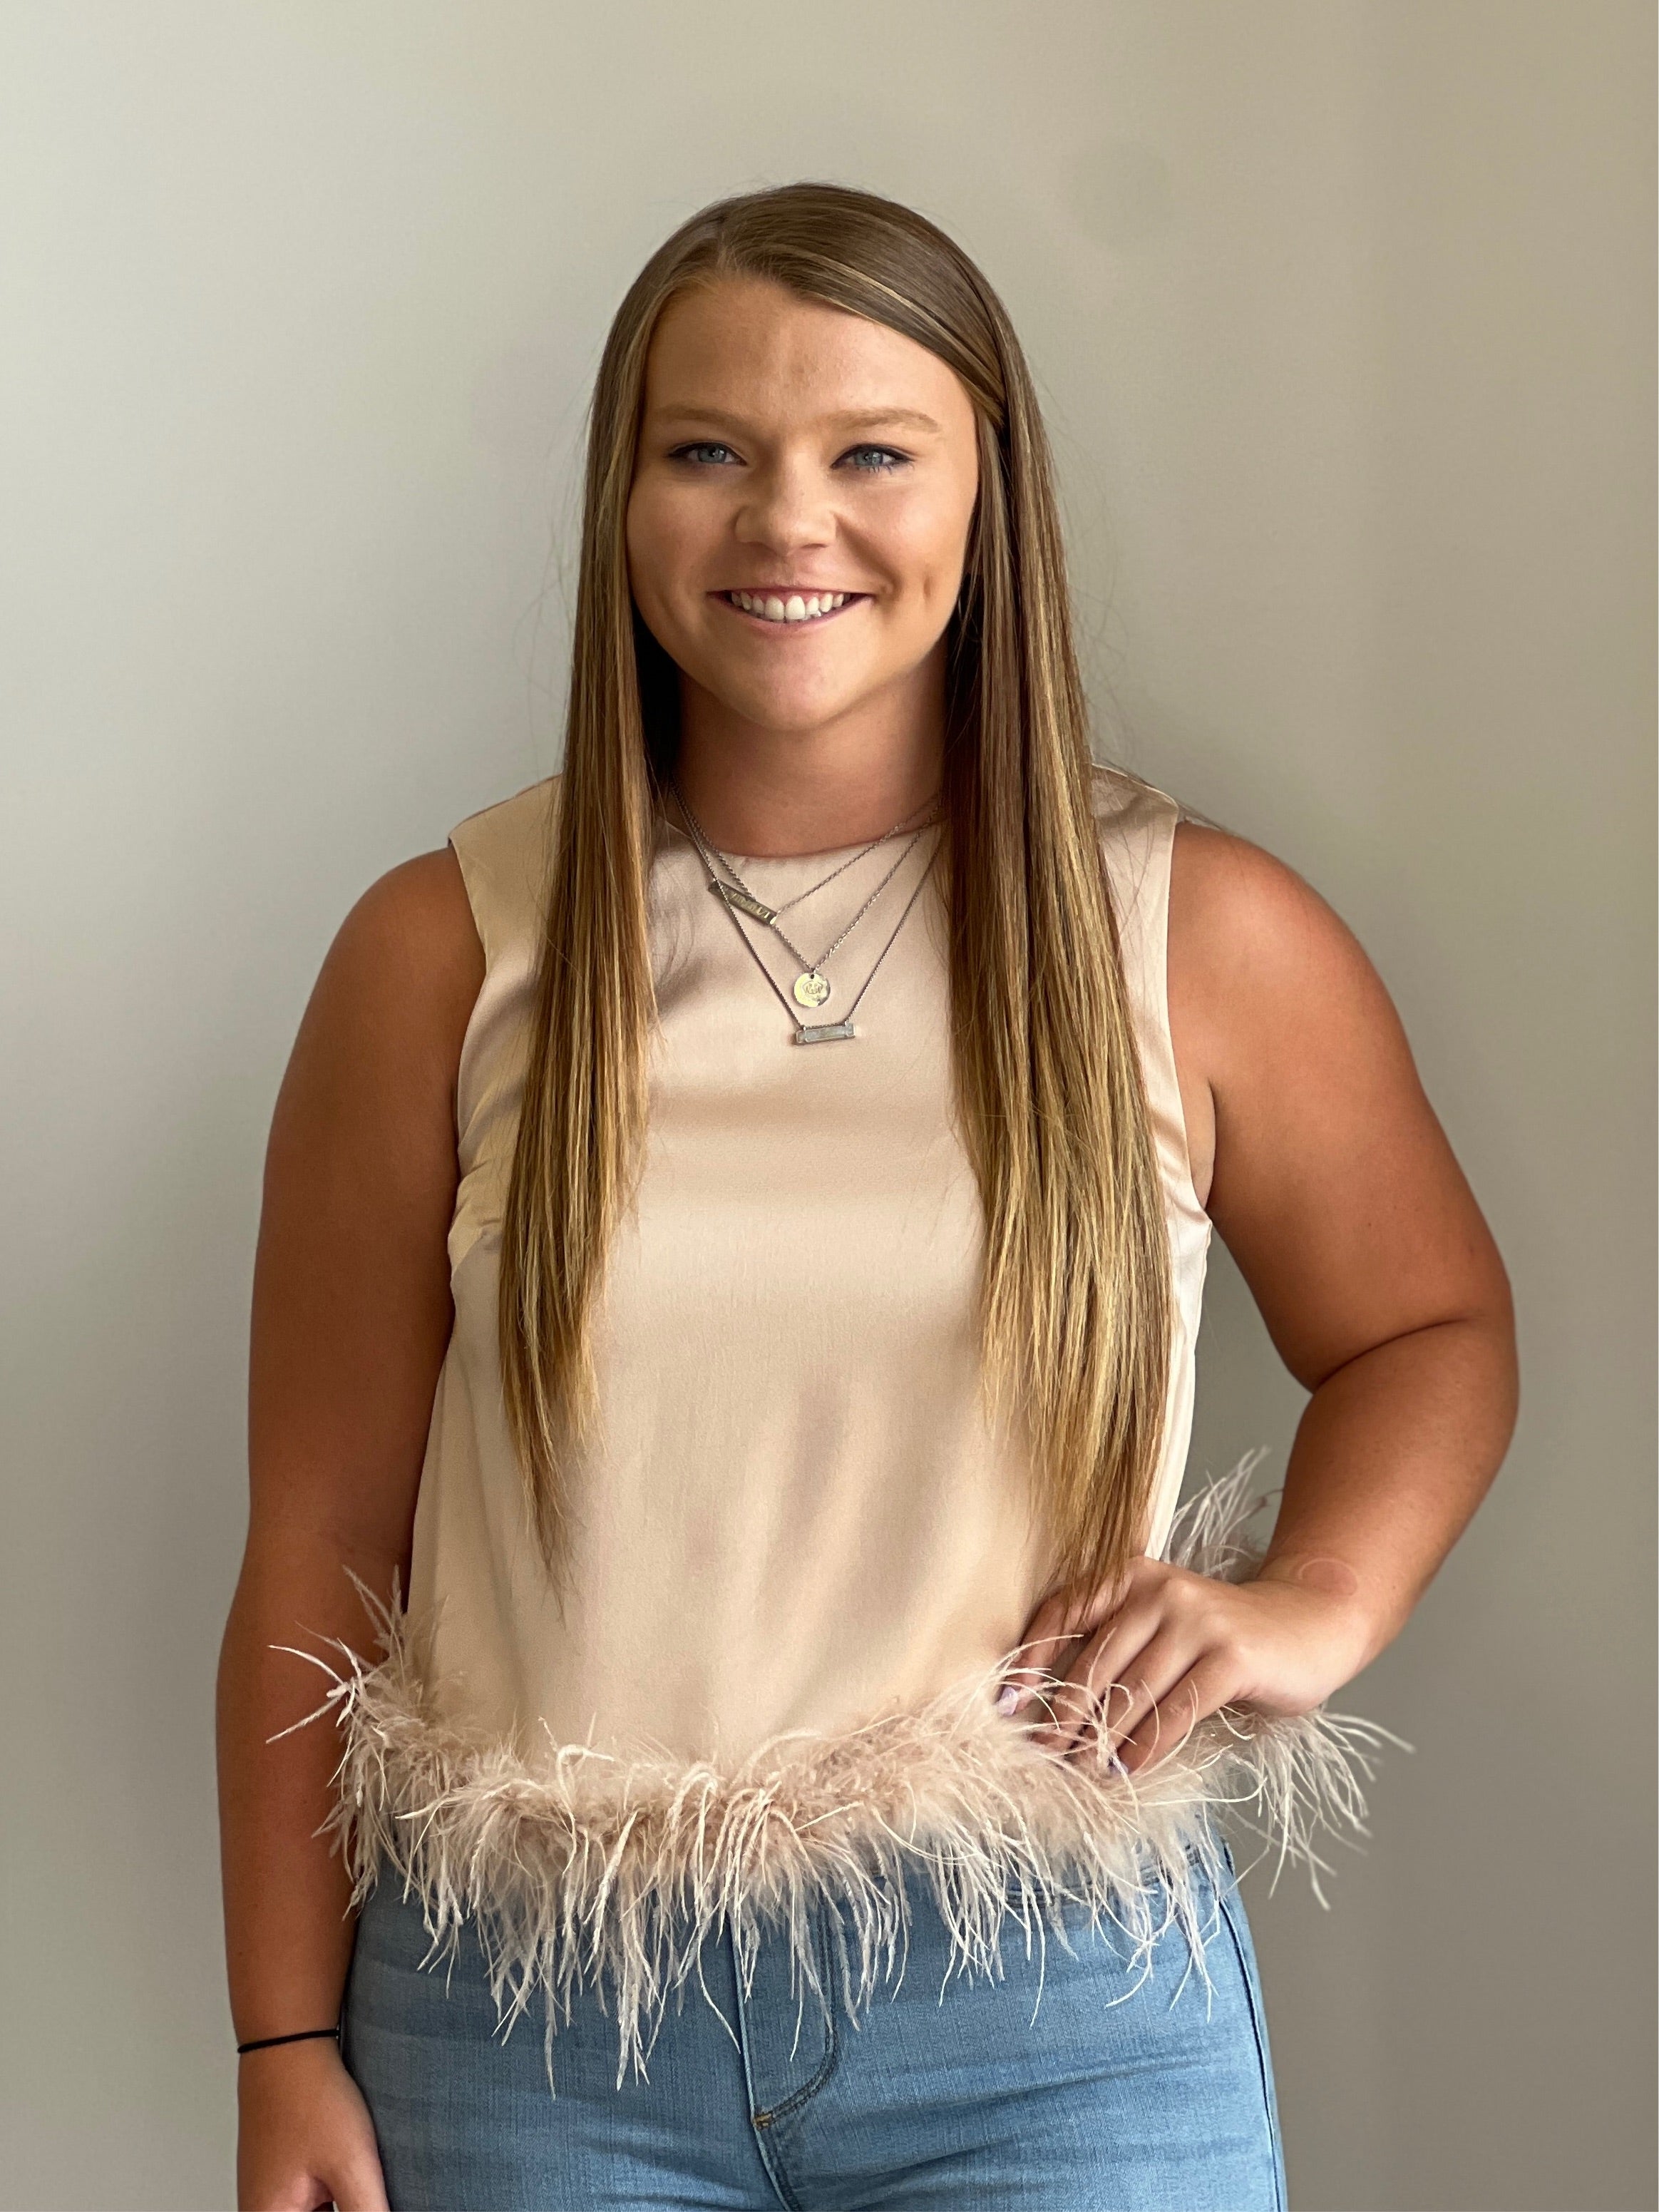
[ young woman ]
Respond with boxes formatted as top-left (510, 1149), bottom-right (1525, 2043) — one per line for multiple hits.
top-left (217, 183), bottom-right (1517, 2211)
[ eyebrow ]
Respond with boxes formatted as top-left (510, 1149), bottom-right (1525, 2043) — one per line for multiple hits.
top-left (649, 405), bottom-right (945, 436)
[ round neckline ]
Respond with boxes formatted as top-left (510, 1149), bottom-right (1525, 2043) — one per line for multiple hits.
top-left (654, 809), bottom-right (941, 872)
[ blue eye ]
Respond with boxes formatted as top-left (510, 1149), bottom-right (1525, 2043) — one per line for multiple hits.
top-left (666, 439), bottom-right (908, 472)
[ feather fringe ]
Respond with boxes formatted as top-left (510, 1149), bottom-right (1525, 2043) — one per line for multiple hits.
top-left (273, 1457), bottom-right (1405, 2091)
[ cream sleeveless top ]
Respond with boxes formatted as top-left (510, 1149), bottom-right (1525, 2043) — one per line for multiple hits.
top-left (316, 762), bottom-right (1385, 2086)
top-left (403, 763), bottom-right (1211, 1768)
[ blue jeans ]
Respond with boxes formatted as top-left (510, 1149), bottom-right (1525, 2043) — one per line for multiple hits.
top-left (341, 1839), bottom-right (1285, 2209)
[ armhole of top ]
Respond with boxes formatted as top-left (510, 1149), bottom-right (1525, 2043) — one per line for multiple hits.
top-left (1147, 802), bottom-right (1208, 1225)
top-left (443, 832), bottom-right (494, 1152)
top-left (446, 826), bottom-right (498, 976)
top-left (445, 774), bottom-right (558, 979)
top-left (1097, 772), bottom-right (1208, 1227)
top-left (443, 778), bottom-right (556, 1141)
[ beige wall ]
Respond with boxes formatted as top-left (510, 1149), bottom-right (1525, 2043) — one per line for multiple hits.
top-left (4, 5), bottom-right (1651, 2206)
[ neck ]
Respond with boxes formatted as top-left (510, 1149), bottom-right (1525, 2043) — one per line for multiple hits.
top-left (669, 655), bottom-right (946, 858)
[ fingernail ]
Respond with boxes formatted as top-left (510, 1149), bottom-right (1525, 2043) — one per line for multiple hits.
top-left (995, 1684), bottom-right (1024, 1716)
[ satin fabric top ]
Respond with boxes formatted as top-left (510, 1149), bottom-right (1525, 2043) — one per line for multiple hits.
top-left (405, 764), bottom-right (1211, 1768)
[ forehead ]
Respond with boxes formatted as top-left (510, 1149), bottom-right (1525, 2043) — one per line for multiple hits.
top-left (642, 275), bottom-right (974, 430)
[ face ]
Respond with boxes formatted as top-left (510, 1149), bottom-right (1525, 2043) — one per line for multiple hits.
top-left (625, 275), bottom-right (981, 740)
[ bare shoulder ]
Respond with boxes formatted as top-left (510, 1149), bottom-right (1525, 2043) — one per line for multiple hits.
top-left (1162, 818), bottom-right (1424, 1223)
top-left (269, 845), bottom-right (485, 1194)
top-left (1167, 818), bottom-right (1408, 1085)
top-left (331, 843), bottom-right (483, 988)
top-left (1169, 819), bottom-right (1382, 991)
top-left (307, 845), bottom-right (484, 1070)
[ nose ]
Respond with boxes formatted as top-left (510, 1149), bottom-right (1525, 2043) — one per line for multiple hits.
top-left (732, 454), bottom-right (834, 560)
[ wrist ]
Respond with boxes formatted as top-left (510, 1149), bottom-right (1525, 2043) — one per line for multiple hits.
top-left (1255, 1550), bottom-right (1361, 1596)
top-left (236, 2024), bottom-right (341, 2059)
top-left (1253, 1550), bottom-right (1397, 1668)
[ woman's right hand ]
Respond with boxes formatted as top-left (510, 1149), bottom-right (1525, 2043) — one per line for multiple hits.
top-left (237, 2041), bottom-right (390, 2212)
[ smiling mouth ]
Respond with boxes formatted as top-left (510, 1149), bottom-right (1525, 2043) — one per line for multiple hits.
top-left (719, 590), bottom-right (862, 625)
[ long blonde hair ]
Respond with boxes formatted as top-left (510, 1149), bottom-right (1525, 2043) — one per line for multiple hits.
top-left (500, 182), bottom-right (1172, 1604)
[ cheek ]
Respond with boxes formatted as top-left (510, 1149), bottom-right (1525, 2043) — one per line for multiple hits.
top-left (626, 486), bottom-right (705, 623)
top-left (622, 493), bottom-right (659, 613)
top-left (878, 491), bottom-right (973, 615)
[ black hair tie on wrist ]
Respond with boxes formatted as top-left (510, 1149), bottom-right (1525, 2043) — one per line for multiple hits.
top-left (236, 2026), bottom-right (341, 2055)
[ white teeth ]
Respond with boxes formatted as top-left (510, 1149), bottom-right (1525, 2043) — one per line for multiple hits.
top-left (729, 590), bottom-right (851, 622)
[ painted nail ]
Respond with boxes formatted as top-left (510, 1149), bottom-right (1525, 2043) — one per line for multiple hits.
top-left (995, 1684), bottom-right (1023, 1716)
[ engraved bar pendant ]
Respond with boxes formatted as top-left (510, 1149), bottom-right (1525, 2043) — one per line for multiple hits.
top-left (710, 880), bottom-right (778, 926)
top-left (795, 1020), bottom-right (856, 1045)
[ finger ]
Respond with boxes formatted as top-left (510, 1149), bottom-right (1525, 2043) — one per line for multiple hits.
top-left (1114, 1656), bottom-right (1237, 1776)
top-left (1037, 1627), bottom-right (1195, 1766)
top-left (999, 1561), bottom-right (1166, 1716)
top-left (1093, 1627), bottom-right (1213, 1758)
top-left (996, 1622), bottom-right (1085, 1714)
top-left (1004, 1590), bottom-right (1111, 1691)
top-left (1008, 1548), bottom-right (1176, 1716)
top-left (1044, 1562), bottom-right (1141, 1636)
top-left (1029, 1607), bottom-right (1164, 1755)
top-left (1049, 1604), bottom-right (1188, 1754)
top-left (332, 2159), bottom-right (393, 2212)
top-left (1021, 1632), bottom-right (1131, 1753)
top-left (1025, 1559), bottom-right (1157, 1653)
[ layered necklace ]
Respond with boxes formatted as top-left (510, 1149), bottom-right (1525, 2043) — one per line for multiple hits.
top-left (669, 779), bottom-right (941, 1045)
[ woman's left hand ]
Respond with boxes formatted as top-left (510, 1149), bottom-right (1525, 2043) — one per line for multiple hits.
top-left (1000, 1556), bottom-right (1382, 1774)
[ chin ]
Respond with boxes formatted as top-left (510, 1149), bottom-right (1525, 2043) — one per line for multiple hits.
top-left (709, 675), bottom-right (871, 735)
top-left (741, 697), bottom-right (866, 737)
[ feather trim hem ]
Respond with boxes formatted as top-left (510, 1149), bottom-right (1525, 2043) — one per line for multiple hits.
top-left (274, 1460), bottom-right (1404, 2089)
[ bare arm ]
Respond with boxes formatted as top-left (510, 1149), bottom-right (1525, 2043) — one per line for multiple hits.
top-left (1011, 821), bottom-right (1519, 1763)
top-left (216, 846), bottom-right (482, 2209)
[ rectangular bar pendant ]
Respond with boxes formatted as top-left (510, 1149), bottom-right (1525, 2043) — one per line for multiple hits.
top-left (711, 881), bottom-right (778, 925)
top-left (795, 1020), bottom-right (856, 1045)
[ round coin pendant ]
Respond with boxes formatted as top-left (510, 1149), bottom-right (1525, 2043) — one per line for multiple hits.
top-left (793, 970), bottom-right (831, 1010)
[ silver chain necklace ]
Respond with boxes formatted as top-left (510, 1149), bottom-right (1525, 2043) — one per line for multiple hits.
top-left (710, 838), bottom-right (940, 1045)
top-left (671, 781), bottom-right (939, 1012)
top-left (670, 786), bottom-right (940, 1043)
